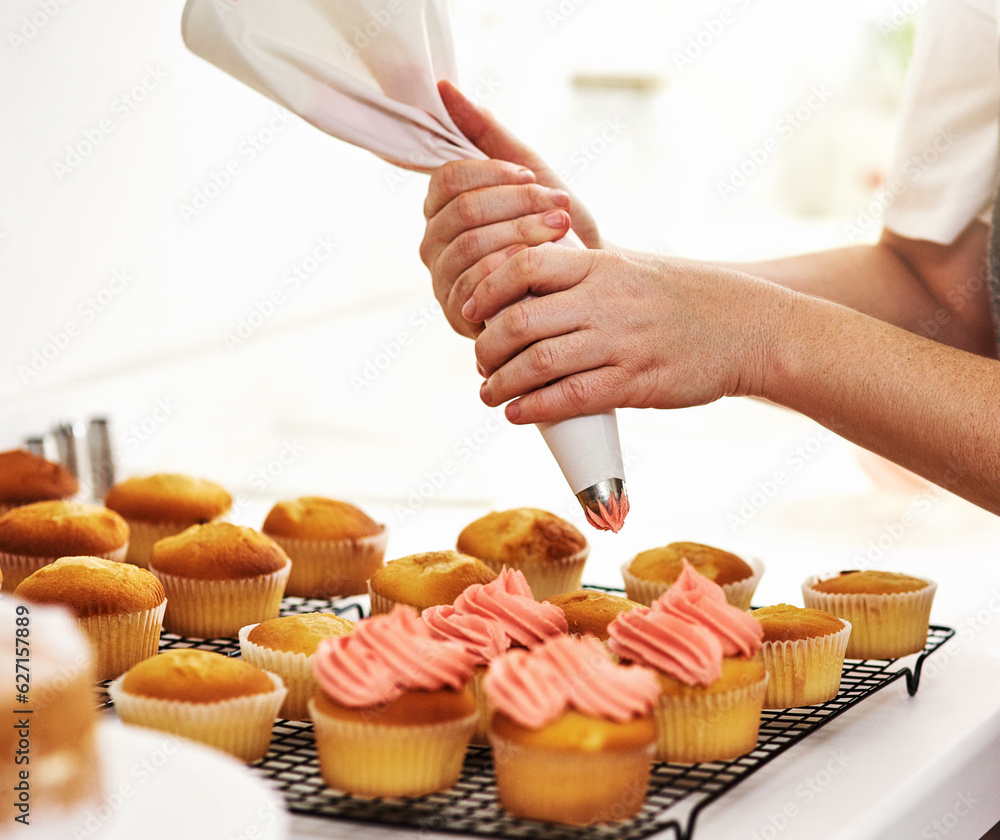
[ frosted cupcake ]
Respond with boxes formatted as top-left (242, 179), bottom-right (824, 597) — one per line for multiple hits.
top-left (262, 496), bottom-right (388, 598)
top-left (309, 605), bottom-right (478, 797)
top-left (149, 522), bottom-right (291, 638)
top-left (15, 556), bottom-right (166, 681)
top-left (485, 634), bottom-right (660, 826)
top-left (456, 508), bottom-right (589, 600)
top-left (750, 604), bottom-right (851, 708)
top-left (802, 570), bottom-right (936, 659)
top-left (609, 560), bottom-right (767, 763)
top-left (0, 501), bottom-right (129, 593)
top-left (239, 612), bottom-right (355, 720)
top-left (108, 649), bottom-right (286, 762)
top-left (103, 473), bottom-right (232, 569)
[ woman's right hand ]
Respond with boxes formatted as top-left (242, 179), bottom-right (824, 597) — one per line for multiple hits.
top-left (419, 81), bottom-right (602, 338)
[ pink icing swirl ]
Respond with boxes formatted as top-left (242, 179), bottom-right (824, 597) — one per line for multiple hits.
top-left (446, 568), bottom-right (568, 650)
top-left (607, 607), bottom-right (723, 686)
top-left (651, 559), bottom-right (763, 658)
top-left (312, 605), bottom-right (476, 708)
top-left (421, 604), bottom-right (510, 666)
top-left (484, 634), bottom-right (660, 729)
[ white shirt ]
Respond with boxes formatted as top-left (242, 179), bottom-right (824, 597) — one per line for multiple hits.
top-left (882, 0), bottom-right (1000, 244)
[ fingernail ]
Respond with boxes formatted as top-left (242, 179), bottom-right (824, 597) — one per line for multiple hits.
top-left (462, 298), bottom-right (477, 320)
top-left (544, 210), bottom-right (567, 228)
top-left (479, 379), bottom-right (491, 402)
top-left (517, 168), bottom-right (535, 184)
top-left (550, 189), bottom-right (570, 207)
top-left (506, 402), bottom-right (521, 422)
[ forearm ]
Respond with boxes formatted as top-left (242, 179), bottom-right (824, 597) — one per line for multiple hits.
top-left (762, 290), bottom-right (1000, 514)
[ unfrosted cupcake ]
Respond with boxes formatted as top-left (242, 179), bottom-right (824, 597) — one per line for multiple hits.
top-left (485, 634), bottom-right (660, 826)
top-left (0, 501), bottom-right (129, 593)
top-left (367, 550), bottom-right (497, 615)
top-left (750, 604), bottom-right (851, 708)
top-left (609, 560), bottom-right (767, 763)
top-left (149, 522), bottom-right (291, 638)
top-left (239, 612), bottom-right (355, 720)
top-left (309, 605), bottom-right (478, 797)
top-left (262, 496), bottom-right (387, 598)
top-left (802, 570), bottom-right (936, 659)
top-left (0, 449), bottom-right (78, 514)
top-left (108, 649), bottom-right (286, 762)
top-left (622, 541), bottom-right (763, 610)
top-left (545, 589), bottom-right (643, 642)
top-left (103, 473), bottom-right (232, 568)
top-left (15, 556), bottom-right (166, 681)
top-left (456, 508), bottom-right (589, 600)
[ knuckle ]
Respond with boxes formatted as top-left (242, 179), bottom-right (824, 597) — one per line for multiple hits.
top-left (438, 161), bottom-right (466, 198)
top-left (527, 341), bottom-right (557, 377)
top-left (505, 301), bottom-right (532, 340)
top-left (453, 191), bottom-right (481, 227)
top-left (563, 375), bottom-right (594, 412)
top-left (454, 228), bottom-right (484, 264)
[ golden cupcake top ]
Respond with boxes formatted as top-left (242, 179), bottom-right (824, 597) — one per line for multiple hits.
top-left (456, 508), bottom-right (587, 565)
top-left (0, 500), bottom-right (128, 557)
top-left (15, 555), bottom-right (165, 617)
top-left (150, 521), bottom-right (290, 580)
top-left (810, 570), bottom-right (929, 595)
top-left (262, 496), bottom-right (383, 541)
top-left (544, 589), bottom-right (643, 641)
top-left (247, 612), bottom-right (355, 655)
top-left (750, 603), bottom-right (845, 642)
top-left (120, 649), bottom-right (275, 702)
top-left (627, 541), bottom-right (752, 586)
top-left (368, 550), bottom-right (498, 610)
top-left (104, 473), bottom-right (232, 525)
top-left (0, 449), bottom-right (79, 504)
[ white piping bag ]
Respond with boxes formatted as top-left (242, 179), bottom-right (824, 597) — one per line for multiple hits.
top-left (181, 0), bottom-right (629, 531)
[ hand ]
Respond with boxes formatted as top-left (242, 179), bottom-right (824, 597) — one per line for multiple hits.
top-left (419, 81), bottom-right (602, 338)
top-left (465, 246), bottom-right (784, 424)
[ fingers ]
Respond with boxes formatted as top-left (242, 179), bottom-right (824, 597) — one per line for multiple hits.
top-left (503, 370), bottom-right (629, 425)
top-left (432, 183), bottom-right (570, 246)
top-left (423, 159), bottom-right (535, 221)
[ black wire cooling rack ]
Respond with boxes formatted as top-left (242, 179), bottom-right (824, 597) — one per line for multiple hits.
top-left (99, 595), bottom-right (954, 840)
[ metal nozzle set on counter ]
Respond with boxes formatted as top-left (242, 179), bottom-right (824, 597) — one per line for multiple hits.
top-left (25, 417), bottom-right (115, 501)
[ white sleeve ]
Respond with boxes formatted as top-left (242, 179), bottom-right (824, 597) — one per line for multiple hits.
top-left (881, 0), bottom-right (999, 244)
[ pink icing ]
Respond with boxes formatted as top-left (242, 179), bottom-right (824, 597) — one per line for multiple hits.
top-left (421, 604), bottom-right (510, 666)
top-left (607, 607), bottom-right (723, 686)
top-left (651, 559), bottom-right (763, 658)
top-left (312, 605), bottom-right (476, 708)
top-left (484, 634), bottom-right (660, 729)
top-left (446, 568), bottom-right (568, 650)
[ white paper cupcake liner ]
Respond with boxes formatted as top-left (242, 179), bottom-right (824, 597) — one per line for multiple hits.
top-left (150, 561), bottom-right (290, 638)
top-left (309, 699), bottom-right (476, 797)
top-left (108, 671), bottom-right (286, 762)
top-left (269, 527), bottom-right (388, 598)
top-left (476, 546), bottom-right (590, 601)
top-left (654, 670), bottom-right (768, 763)
top-left (760, 620), bottom-right (851, 709)
top-left (1, 544), bottom-right (128, 594)
top-left (238, 624), bottom-right (316, 720)
top-left (802, 574), bottom-right (937, 659)
top-left (121, 519), bottom-right (198, 569)
top-left (366, 581), bottom-right (401, 615)
top-left (621, 555), bottom-right (764, 610)
top-left (78, 599), bottom-right (167, 682)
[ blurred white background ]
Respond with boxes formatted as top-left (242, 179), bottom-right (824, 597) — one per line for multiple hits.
top-left (3, 0), bottom-right (998, 599)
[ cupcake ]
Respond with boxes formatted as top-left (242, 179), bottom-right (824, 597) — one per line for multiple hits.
top-left (622, 541), bottom-right (763, 610)
top-left (422, 567), bottom-right (568, 743)
top-left (0, 449), bottom-right (78, 514)
top-left (456, 508), bottom-right (589, 600)
top-left (0, 501), bottom-right (129, 593)
top-left (367, 550), bottom-right (497, 615)
top-left (609, 559), bottom-right (767, 763)
top-left (149, 522), bottom-right (291, 638)
top-left (1, 599), bottom-right (103, 832)
top-left (485, 634), bottom-right (660, 826)
top-left (15, 556), bottom-right (166, 681)
top-left (261, 496), bottom-right (387, 598)
top-left (802, 570), bottom-right (936, 659)
top-left (750, 604), bottom-right (851, 708)
top-left (239, 612), bottom-right (355, 720)
top-left (544, 589), bottom-right (644, 642)
top-left (309, 605), bottom-right (478, 797)
top-left (103, 473), bottom-right (232, 569)
top-left (108, 649), bottom-right (286, 762)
